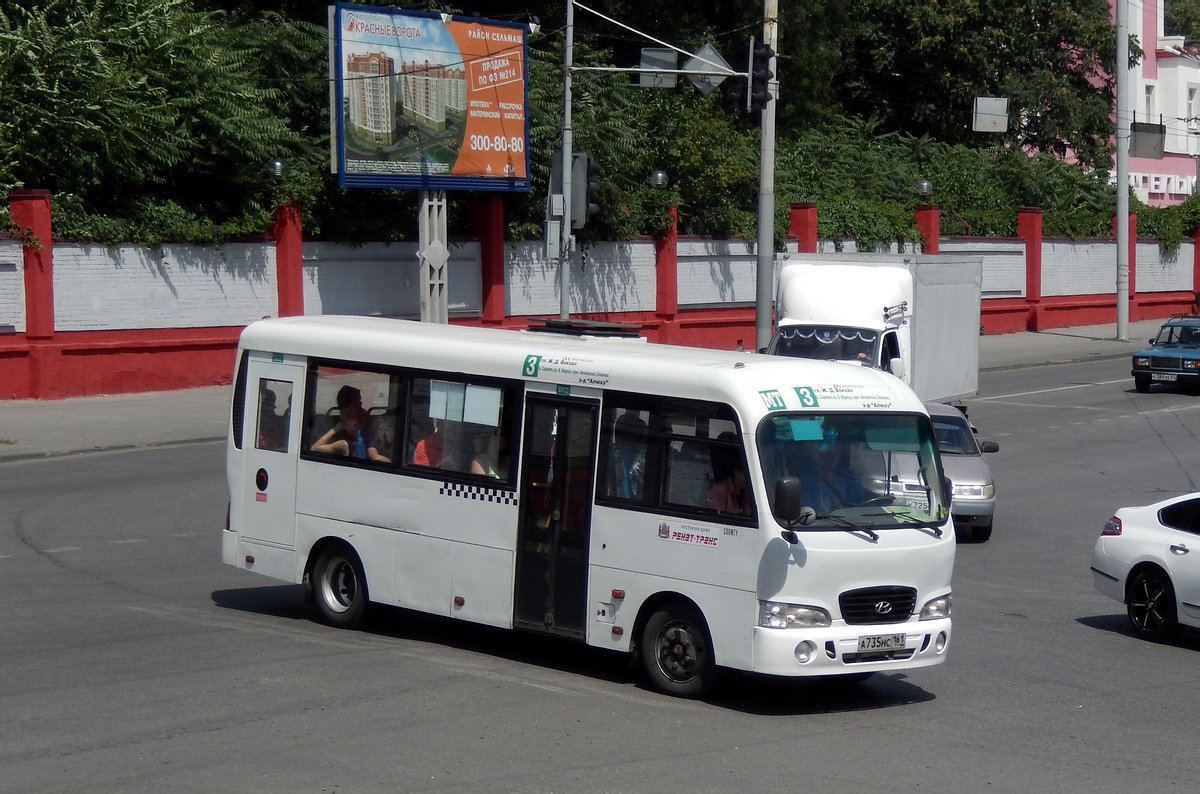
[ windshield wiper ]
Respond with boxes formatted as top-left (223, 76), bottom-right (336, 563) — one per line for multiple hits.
top-left (785, 508), bottom-right (879, 541)
top-left (811, 512), bottom-right (879, 541)
top-left (858, 508), bottom-right (944, 537)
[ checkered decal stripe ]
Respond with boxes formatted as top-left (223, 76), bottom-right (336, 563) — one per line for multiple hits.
top-left (439, 481), bottom-right (518, 506)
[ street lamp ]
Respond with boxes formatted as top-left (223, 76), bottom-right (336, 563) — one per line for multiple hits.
top-left (269, 158), bottom-right (287, 182)
top-left (649, 169), bottom-right (669, 189)
top-left (915, 178), bottom-right (933, 199)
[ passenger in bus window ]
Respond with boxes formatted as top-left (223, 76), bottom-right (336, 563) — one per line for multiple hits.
top-left (706, 459), bottom-right (751, 515)
top-left (611, 413), bottom-right (648, 498)
top-left (257, 389), bottom-right (287, 452)
top-left (311, 385), bottom-right (387, 462)
top-left (369, 413), bottom-right (396, 464)
top-left (413, 420), bottom-right (444, 467)
top-left (468, 426), bottom-right (506, 478)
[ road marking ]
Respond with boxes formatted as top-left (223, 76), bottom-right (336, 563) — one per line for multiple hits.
top-left (109, 538), bottom-right (149, 544)
top-left (43, 546), bottom-right (81, 553)
top-left (976, 378), bottom-right (1132, 401)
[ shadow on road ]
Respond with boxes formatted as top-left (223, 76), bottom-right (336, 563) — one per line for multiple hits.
top-left (212, 585), bottom-right (937, 714)
top-left (1077, 613), bottom-right (1200, 652)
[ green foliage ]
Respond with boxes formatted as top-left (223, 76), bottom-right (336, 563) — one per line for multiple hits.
top-left (0, 0), bottom-right (303, 243)
top-left (1166, 0), bottom-right (1200, 41)
top-left (832, 0), bottom-right (1115, 170)
top-left (3, 0), bottom-right (1196, 254)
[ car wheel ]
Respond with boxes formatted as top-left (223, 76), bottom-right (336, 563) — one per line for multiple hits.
top-left (1134, 375), bottom-right (1151, 394)
top-left (972, 520), bottom-right (993, 542)
top-left (1126, 567), bottom-right (1182, 642)
top-left (640, 601), bottom-right (718, 698)
top-left (312, 544), bottom-right (369, 628)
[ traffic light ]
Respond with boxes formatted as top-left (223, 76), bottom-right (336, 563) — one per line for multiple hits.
top-left (747, 40), bottom-right (774, 113)
top-left (571, 152), bottom-right (600, 230)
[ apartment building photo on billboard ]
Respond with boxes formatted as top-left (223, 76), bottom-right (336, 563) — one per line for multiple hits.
top-left (331, 3), bottom-right (530, 192)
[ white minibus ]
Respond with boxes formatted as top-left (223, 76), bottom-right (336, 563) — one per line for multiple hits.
top-left (223, 316), bottom-right (954, 697)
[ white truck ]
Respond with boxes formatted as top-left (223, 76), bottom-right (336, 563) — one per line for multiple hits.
top-left (764, 254), bottom-right (983, 404)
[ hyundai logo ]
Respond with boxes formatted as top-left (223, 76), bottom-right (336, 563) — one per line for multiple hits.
top-left (874, 601), bottom-right (893, 614)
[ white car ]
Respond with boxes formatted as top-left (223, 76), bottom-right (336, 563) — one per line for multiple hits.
top-left (1091, 493), bottom-right (1200, 641)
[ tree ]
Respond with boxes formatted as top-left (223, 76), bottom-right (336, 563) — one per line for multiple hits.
top-left (0, 0), bottom-right (302, 242)
top-left (831, 0), bottom-right (1116, 169)
top-left (1166, 0), bottom-right (1200, 40)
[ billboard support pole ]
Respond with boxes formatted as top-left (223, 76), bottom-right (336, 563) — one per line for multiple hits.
top-left (419, 189), bottom-right (450, 323)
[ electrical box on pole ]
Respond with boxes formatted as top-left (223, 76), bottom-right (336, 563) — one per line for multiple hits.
top-left (545, 148), bottom-right (565, 261)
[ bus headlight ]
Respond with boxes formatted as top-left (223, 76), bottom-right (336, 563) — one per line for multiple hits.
top-left (759, 601), bottom-right (831, 629)
top-left (919, 594), bottom-right (952, 621)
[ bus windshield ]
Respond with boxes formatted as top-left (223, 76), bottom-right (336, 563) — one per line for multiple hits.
top-left (756, 412), bottom-right (949, 530)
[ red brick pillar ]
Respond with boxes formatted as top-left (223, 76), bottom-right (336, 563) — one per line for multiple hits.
top-left (788, 202), bottom-right (818, 253)
top-left (915, 205), bottom-right (939, 254)
top-left (272, 202), bottom-right (303, 317)
top-left (1018, 207), bottom-right (1043, 331)
top-left (655, 207), bottom-right (678, 339)
top-left (9, 189), bottom-right (54, 340)
top-left (1193, 227), bottom-right (1200, 312)
top-left (470, 196), bottom-right (505, 324)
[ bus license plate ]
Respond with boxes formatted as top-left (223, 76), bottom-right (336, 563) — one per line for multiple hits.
top-left (1152, 373), bottom-right (1178, 382)
top-left (858, 633), bottom-right (906, 652)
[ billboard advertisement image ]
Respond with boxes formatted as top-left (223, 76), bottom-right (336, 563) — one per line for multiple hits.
top-left (331, 3), bottom-right (531, 192)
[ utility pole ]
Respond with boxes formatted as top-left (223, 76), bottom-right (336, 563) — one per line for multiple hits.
top-left (559, 0), bottom-right (576, 319)
top-left (1115, 0), bottom-right (1130, 341)
top-left (754, 0), bottom-right (779, 351)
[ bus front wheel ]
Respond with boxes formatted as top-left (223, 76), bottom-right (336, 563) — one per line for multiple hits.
top-left (640, 602), bottom-right (718, 698)
top-left (312, 545), bottom-right (368, 628)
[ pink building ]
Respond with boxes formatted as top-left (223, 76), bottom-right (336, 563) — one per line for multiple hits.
top-left (1120, 0), bottom-right (1200, 206)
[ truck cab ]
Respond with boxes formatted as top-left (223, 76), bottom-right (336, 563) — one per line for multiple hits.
top-left (765, 256), bottom-right (982, 405)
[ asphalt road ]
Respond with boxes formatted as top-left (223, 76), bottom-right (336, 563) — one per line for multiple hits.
top-left (4, 357), bottom-right (1200, 792)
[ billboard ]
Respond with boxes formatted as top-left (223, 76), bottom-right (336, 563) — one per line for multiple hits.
top-left (330, 3), bottom-right (531, 192)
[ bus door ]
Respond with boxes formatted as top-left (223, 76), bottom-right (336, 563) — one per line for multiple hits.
top-left (514, 396), bottom-right (598, 639)
top-left (239, 355), bottom-right (304, 548)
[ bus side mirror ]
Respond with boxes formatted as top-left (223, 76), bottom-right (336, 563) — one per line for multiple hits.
top-left (774, 476), bottom-right (801, 523)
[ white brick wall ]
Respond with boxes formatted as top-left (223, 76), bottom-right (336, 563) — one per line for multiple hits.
top-left (53, 243), bottom-right (278, 330)
top-left (941, 240), bottom-right (1026, 298)
top-left (12, 233), bottom-right (1196, 335)
top-left (506, 239), bottom-right (656, 316)
top-left (0, 239), bottom-right (23, 333)
top-left (301, 240), bottom-right (482, 318)
top-left (678, 238), bottom-right (757, 306)
top-left (1136, 239), bottom-right (1194, 292)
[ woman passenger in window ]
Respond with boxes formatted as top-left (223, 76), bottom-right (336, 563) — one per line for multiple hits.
top-left (311, 385), bottom-right (389, 462)
top-left (469, 426), bottom-right (505, 478)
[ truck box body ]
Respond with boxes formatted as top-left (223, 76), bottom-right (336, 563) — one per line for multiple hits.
top-left (767, 254), bottom-right (982, 404)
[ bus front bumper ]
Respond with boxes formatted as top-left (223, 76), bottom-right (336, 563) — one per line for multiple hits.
top-left (750, 618), bottom-right (951, 677)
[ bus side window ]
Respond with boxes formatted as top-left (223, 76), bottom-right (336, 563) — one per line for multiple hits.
top-left (608, 411), bottom-right (649, 499)
top-left (666, 441), bottom-right (712, 508)
top-left (256, 378), bottom-right (292, 453)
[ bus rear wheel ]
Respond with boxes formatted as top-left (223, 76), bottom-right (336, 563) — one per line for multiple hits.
top-left (313, 545), bottom-right (368, 628)
top-left (640, 602), bottom-right (718, 698)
